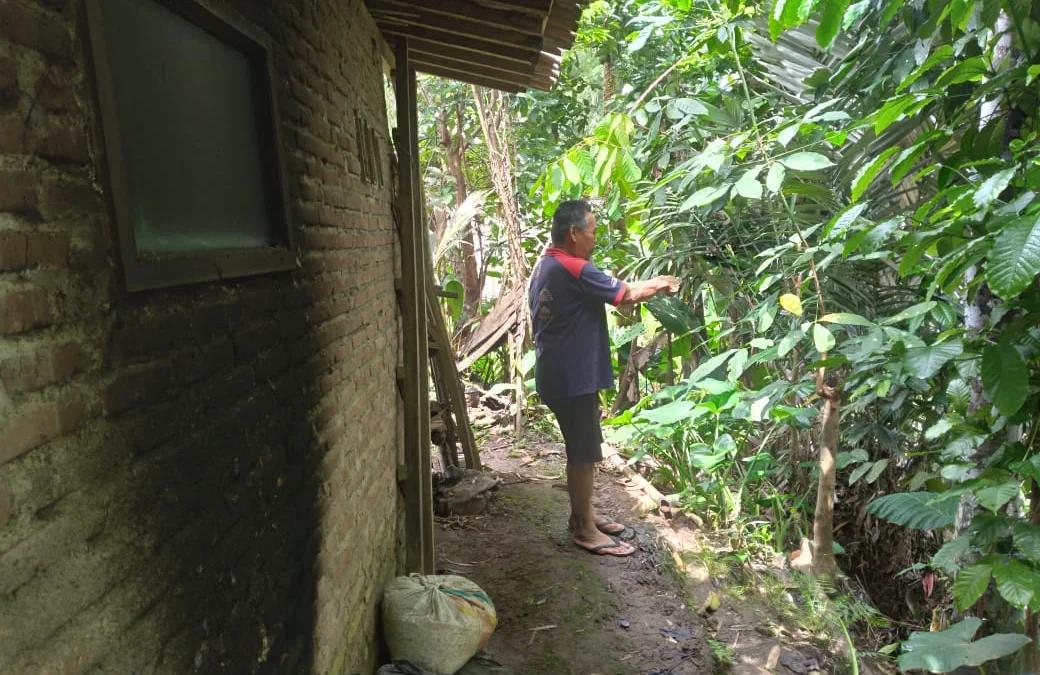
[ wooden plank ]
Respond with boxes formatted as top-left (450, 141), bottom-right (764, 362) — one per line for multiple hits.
top-left (411, 58), bottom-right (527, 92)
top-left (394, 38), bottom-right (428, 576)
top-left (410, 40), bottom-right (558, 76)
top-left (368, 0), bottom-right (547, 36)
top-left (374, 6), bottom-right (544, 51)
top-left (408, 67), bottom-right (436, 576)
top-left (379, 23), bottom-right (541, 64)
top-left (425, 262), bottom-right (482, 472)
top-left (483, 0), bottom-right (554, 12)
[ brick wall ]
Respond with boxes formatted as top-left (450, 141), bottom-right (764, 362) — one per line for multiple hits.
top-left (0, 1), bottom-right (404, 673)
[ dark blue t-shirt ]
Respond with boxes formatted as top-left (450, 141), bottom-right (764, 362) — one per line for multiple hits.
top-left (529, 248), bottom-right (627, 401)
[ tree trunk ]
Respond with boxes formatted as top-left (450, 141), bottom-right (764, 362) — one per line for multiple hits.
top-left (438, 104), bottom-right (481, 320)
top-left (812, 377), bottom-right (841, 579)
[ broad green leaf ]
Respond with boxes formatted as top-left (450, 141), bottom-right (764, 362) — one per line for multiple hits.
top-left (750, 396), bottom-right (770, 422)
top-left (837, 448), bottom-right (868, 470)
top-left (749, 337), bottom-right (774, 349)
top-left (946, 379), bottom-right (972, 412)
top-left (645, 296), bottom-right (699, 335)
top-left (562, 156), bottom-right (581, 184)
top-left (873, 95), bottom-right (925, 135)
top-left (778, 326), bottom-right (805, 357)
top-left (973, 168), bottom-right (1015, 211)
top-left (993, 560), bottom-right (1036, 608)
top-left (816, 0), bottom-right (850, 48)
top-left (779, 294), bottom-right (803, 316)
top-left (896, 44), bottom-right (954, 93)
top-left (931, 536), bottom-right (972, 573)
top-left (986, 213), bottom-right (1040, 300)
top-left (865, 458), bottom-right (889, 483)
top-left (851, 146), bottom-right (900, 201)
top-left (620, 151), bottom-right (641, 183)
top-left (898, 618), bottom-right (1030, 672)
top-left (686, 350), bottom-right (737, 386)
top-left (881, 301), bottom-right (936, 324)
top-left (813, 323), bottom-right (835, 353)
top-left (935, 56), bottom-right (990, 87)
top-left (924, 419), bottom-right (953, 441)
top-left (765, 162), bottom-right (786, 193)
top-left (638, 399), bottom-right (697, 425)
top-left (727, 348), bottom-right (749, 381)
top-left (1014, 523), bottom-right (1040, 562)
top-left (953, 563), bottom-right (993, 610)
top-left (824, 203), bottom-right (868, 240)
top-left (1011, 456), bottom-right (1040, 485)
top-left (613, 321), bottom-right (647, 346)
top-left (776, 124), bottom-right (799, 148)
top-left (681, 184), bottom-right (730, 210)
top-left (981, 344), bottom-right (1028, 416)
top-left (819, 312), bottom-right (874, 326)
top-left (734, 175), bottom-right (763, 199)
top-left (903, 341), bottom-right (963, 379)
top-left (780, 152), bottom-right (833, 171)
top-left (848, 459), bottom-right (873, 486)
top-left (867, 492), bottom-right (958, 530)
top-left (976, 481), bottom-right (1021, 512)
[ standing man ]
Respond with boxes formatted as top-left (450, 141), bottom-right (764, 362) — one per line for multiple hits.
top-left (529, 200), bottom-right (679, 556)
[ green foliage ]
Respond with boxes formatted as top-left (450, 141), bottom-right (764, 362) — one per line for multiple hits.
top-left (898, 618), bottom-right (1031, 673)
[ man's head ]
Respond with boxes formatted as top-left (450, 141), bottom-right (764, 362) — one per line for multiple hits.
top-left (552, 199), bottom-right (596, 260)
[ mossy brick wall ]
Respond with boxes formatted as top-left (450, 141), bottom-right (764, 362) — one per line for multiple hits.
top-left (0, 1), bottom-right (405, 673)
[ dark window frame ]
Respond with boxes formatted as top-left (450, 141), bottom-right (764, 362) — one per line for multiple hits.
top-left (85, 0), bottom-right (296, 292)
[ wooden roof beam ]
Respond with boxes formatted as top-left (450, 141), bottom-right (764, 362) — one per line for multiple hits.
top-left (410, 50), bottom-right (557, 84)
top-left (373, 10), bottom-right (546, 53)
top-left (378, 23), bottom-right (542, 64)
top-left (407, 38), bottom-right (556, 75)
top-left (412, 60), bottom-right (526, 92)
top-left (367, 0), bottom-right (547, 36)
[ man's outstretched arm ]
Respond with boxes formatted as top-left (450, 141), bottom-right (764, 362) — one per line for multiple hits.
top-left (620, 275), bottom-right (680, 304)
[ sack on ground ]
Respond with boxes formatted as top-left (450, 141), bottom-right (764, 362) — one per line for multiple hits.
top-left (382, 574), bottom-right (497, 675)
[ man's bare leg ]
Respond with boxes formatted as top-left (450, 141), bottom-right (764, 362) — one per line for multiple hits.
top-left (568, 462), bottom-right (634, 554)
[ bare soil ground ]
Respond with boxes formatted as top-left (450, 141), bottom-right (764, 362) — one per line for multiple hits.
top-left (434, 423), bottom-right (880, 675)
top-left (435, 430), bottom-right (714, 675)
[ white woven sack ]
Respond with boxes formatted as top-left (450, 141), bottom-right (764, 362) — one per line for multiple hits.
top-left (382, 574), bottom-right (497, 675)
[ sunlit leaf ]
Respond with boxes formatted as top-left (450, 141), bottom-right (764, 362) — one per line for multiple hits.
top-left (813, 323), bottom-right (835, 353)
top-left (780, 152), bottom-right (834, 171)
top-left (766, 162), bottom-right (786, 193)
top-left (779, 294), bottom-right (803, 316)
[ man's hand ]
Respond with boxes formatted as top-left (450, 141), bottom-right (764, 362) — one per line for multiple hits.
top-left (657, 275), bottom-right (680, 294)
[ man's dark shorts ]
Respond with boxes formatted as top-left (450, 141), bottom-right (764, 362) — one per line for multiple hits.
top-left (544, 394), bottom-right (603, 465)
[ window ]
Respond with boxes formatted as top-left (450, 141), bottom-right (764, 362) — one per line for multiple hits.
top-left (86, 0), bottom-right (294, 291)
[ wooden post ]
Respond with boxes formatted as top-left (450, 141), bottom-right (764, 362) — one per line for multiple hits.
top-left (394, 38), bottom-right (432, 575)
top-left (409, 66), bottom-right (435, 576)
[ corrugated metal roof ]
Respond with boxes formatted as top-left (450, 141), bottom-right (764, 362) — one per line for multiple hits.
top-left (366, 0), bottom-right (588, 92)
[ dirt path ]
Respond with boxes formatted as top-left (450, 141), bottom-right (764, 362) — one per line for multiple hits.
top-left (435, 432), bottom-right (714, 675)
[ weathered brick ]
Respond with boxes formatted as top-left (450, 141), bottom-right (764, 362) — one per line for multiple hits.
top-left (0, 388), bottom-right (88, 464)
top-left (0, 288), bottom-right (55, 334)
top-left (38, 178), bottom-right (99, 219)
top-left (29, 123), bottom-right (90, 164)
top-left (0, 230), bottom-right (27, 269)
top-left (101, 362), bottom-right (177, 416)
top-left (0, 0), bottom-right (69, 60)
top-left (0, 56), bottom-right (17, 112)
top-left (0, 113), bottom-right (25, 153)
top-left (0, 169), bottom-right (37, 214)
top-left (0, 476), bottom-right (12, 528)
top-left (0, 341), bottom-right (87, 393)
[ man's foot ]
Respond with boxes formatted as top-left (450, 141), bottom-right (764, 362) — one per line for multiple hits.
top-left (568, 515), bottom-right (626, 536)
top-left (573, 535), bottom-right (636, 557)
